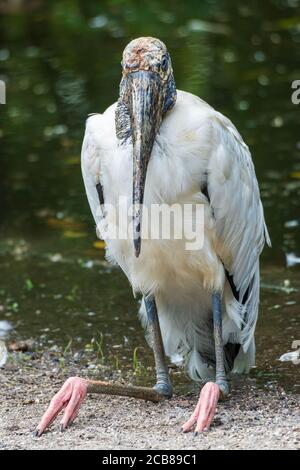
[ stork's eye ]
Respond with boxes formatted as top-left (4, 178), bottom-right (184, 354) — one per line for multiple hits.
top-left (161, 56), bottom-right (168, 71)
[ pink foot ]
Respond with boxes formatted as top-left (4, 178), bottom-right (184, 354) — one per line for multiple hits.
top-left (35, 377), bottom-right (88, 436)
top-left (182, 382), bottom-right (220, 434)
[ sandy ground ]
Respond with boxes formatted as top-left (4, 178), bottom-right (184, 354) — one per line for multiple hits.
top-left (0, 353), bottom-right (299, 450)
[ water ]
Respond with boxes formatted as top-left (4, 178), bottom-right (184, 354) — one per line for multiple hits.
top-left (0, 0), bottom-right (299, 392)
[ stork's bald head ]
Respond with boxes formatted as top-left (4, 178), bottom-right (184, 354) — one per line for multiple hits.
top-left (117, 37), bottom-right (177, 257)
top-left (122, 37), bottom-right (173, 82)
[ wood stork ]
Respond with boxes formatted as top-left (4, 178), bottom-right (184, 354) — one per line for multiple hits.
top-left (36, 37), bottom-right (270, 436)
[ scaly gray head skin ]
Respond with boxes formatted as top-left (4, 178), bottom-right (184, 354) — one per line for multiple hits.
top-left (115, 37), bottom-right (177, 257)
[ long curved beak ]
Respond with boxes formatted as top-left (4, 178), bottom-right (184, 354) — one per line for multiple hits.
top-left (127, 71), bottom-right (165, 257)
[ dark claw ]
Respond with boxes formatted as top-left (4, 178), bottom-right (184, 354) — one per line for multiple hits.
top-left (193, 431), bottom-right (199, 437)
top-left (33, 429), bottom-right (41, 438)
top-left (60, 423), bottom-right (65, 433)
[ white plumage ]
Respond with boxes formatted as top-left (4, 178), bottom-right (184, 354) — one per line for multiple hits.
top-left (81, 89), bottom-right (270, 381)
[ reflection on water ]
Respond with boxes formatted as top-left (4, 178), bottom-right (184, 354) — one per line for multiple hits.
top-left (0, 0), bottom-right (299, 392)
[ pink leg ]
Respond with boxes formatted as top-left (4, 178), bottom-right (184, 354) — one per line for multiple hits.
top-left (35, 377), bottom-right (87, 436)
top-left (182, 382), bottom-right (220, 434)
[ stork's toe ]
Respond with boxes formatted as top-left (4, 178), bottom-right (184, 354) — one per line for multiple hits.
top-left (182, 382), bottom-right (220, 434)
